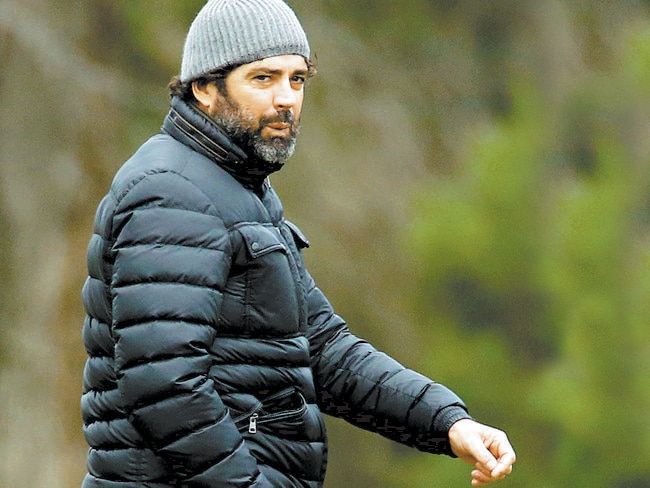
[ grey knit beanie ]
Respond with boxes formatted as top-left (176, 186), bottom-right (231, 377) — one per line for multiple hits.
top-left (180, 0), bottom-right (310, 82)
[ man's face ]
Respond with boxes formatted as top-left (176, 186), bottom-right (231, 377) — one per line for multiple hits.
top-left (199, 54), bottom-right (309, 165)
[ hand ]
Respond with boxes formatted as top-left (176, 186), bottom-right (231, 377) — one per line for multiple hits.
top-left (448, 418), bottom-right (516, 486)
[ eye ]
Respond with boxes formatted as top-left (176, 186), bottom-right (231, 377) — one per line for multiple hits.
top-left (290, 75), bottom-right (306, 85)
top-left (254, 75), bottom-right (271, 82)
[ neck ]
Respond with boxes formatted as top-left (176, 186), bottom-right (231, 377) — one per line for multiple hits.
top-left (162, 97), bottom-right (283, 190)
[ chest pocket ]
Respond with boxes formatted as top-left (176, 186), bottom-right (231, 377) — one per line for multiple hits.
top-left (220, 223), bottom-right (300, 336)
top-left (282, 220), bottom-right (310, 283)
top-left (285, 220), bottom-right (310, 250)
top-left (240, 224), bottom-right (288, 259)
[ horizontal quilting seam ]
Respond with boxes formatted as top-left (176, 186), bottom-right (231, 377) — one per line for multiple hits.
top-left (86, 445), bottom-right (140, 453)
top-left (111, 280), bottom-right (224, 291)
top-left (210, 331), bottom-right (303, 340)
top-left (130, 388), bottom-right (224, 443)
top-left (119, 351), bottom-right (209, 371)
top-left (83, 412), bottom-right (129, 425)
top-left (320, 344), bottom-right (424, 403)
top-left (112, 317), bottom-right (216, 331)
top-left (159, 408), bottom-right (229, 451)
top-left (114, 242), bottom-right (228, 252)
top-left (112, 169), bottom-right (223, 221)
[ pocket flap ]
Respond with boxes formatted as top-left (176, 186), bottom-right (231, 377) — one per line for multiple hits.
top-left (284, 220), bottom-right (310, 249)
top-left (237, 224), bottom-right (287, 258)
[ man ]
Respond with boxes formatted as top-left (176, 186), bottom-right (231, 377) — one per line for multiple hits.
top-left (80, 1), bottom-right (516, 487)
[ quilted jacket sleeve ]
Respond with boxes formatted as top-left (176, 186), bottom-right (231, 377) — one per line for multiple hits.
top-left (305, 271), bottom-right (472, 456)
top-left (109, 171), bottom-right (271, 487)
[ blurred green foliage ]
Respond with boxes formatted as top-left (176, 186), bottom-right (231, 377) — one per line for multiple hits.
top-left (409, 22), bottom-right (650, 488)
top-left (1, 1), bottom-right (649, 487)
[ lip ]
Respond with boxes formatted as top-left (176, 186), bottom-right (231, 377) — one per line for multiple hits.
top-left (266, 122), bottom-right (290, 130)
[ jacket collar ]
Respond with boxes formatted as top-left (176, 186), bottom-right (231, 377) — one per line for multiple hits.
top-left (162, 97), bottom-right (282, 190)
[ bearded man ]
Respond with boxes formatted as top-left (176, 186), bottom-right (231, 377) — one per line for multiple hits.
top-left (80, 1), bottom-right (516, 487)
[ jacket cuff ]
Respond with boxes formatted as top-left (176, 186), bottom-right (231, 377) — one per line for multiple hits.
top-left (434, 406), bottom-right (473, 457)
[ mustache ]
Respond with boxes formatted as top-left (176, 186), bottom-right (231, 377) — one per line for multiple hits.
top-left (259, 111), bottom-right (297, 128)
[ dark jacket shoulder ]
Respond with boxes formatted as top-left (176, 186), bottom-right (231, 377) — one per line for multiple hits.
top-left (109, 134), bottom-right (273, 227)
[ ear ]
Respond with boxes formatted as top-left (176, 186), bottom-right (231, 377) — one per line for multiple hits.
top-left (191, 82), bottom-right (219, 113)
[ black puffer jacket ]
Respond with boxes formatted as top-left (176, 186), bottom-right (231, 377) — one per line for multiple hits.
top-left (81, 97), bottom-right (471, 488)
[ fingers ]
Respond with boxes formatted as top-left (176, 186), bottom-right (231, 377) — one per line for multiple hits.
top-left (487, 431), bottom-right (516, 478)
top-left (492, 452), bottom-right (515, 478)
top-left (470, 460), bottom-right (513, 486)
top-left (470, 468), bottom-right (494, 486)
top-left (473, 445), bottom-right (498, 474)
top-left (469, 427), bottom-right (515, 485)
top-left (471, 464), bottom-right (494, 485)
top-left (448, 419), bottom-right (516, 485)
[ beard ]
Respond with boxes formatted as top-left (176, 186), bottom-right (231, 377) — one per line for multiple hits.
top-left (209, 96), bottom-right (300, 166)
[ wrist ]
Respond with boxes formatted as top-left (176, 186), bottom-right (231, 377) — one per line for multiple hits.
top-left (434, 408), bottom-right (472, 457)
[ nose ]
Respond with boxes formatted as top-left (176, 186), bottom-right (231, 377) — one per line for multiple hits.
top-left (273, 77), bottom-right (300, 111)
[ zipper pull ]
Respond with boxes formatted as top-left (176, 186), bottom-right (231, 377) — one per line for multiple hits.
top-left (248, 413), bottom-right (259, 434)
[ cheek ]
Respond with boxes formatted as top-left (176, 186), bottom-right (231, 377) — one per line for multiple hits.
top-left (238, 90), bottom-right (274, 114)
top-left (225, 82), bottom-right (268, 112)
top-left (294, 95), bottom-right (304, 117)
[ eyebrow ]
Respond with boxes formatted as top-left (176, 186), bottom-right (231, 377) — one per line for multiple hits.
top-left (249, 68), bottom-right (309, 76)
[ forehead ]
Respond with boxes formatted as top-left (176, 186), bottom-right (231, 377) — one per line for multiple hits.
top-left (236, 54), bottom-right (308, 73)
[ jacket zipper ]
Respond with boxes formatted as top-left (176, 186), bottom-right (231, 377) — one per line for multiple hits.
top-left (247, 402), bottom-right (308, 434)
top-left (248, 413), bottom-right (259, 433)
top-left (235, 389), bottom-right (308, 435)
top-left (233, 402), bottom-right (261, 430)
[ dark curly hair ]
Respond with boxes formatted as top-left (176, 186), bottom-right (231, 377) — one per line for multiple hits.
top-left (168, 67), bottom-right (232, 102)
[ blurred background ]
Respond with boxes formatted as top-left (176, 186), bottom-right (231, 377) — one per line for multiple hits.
top-left (1, 0), bottom-right (649, 486)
